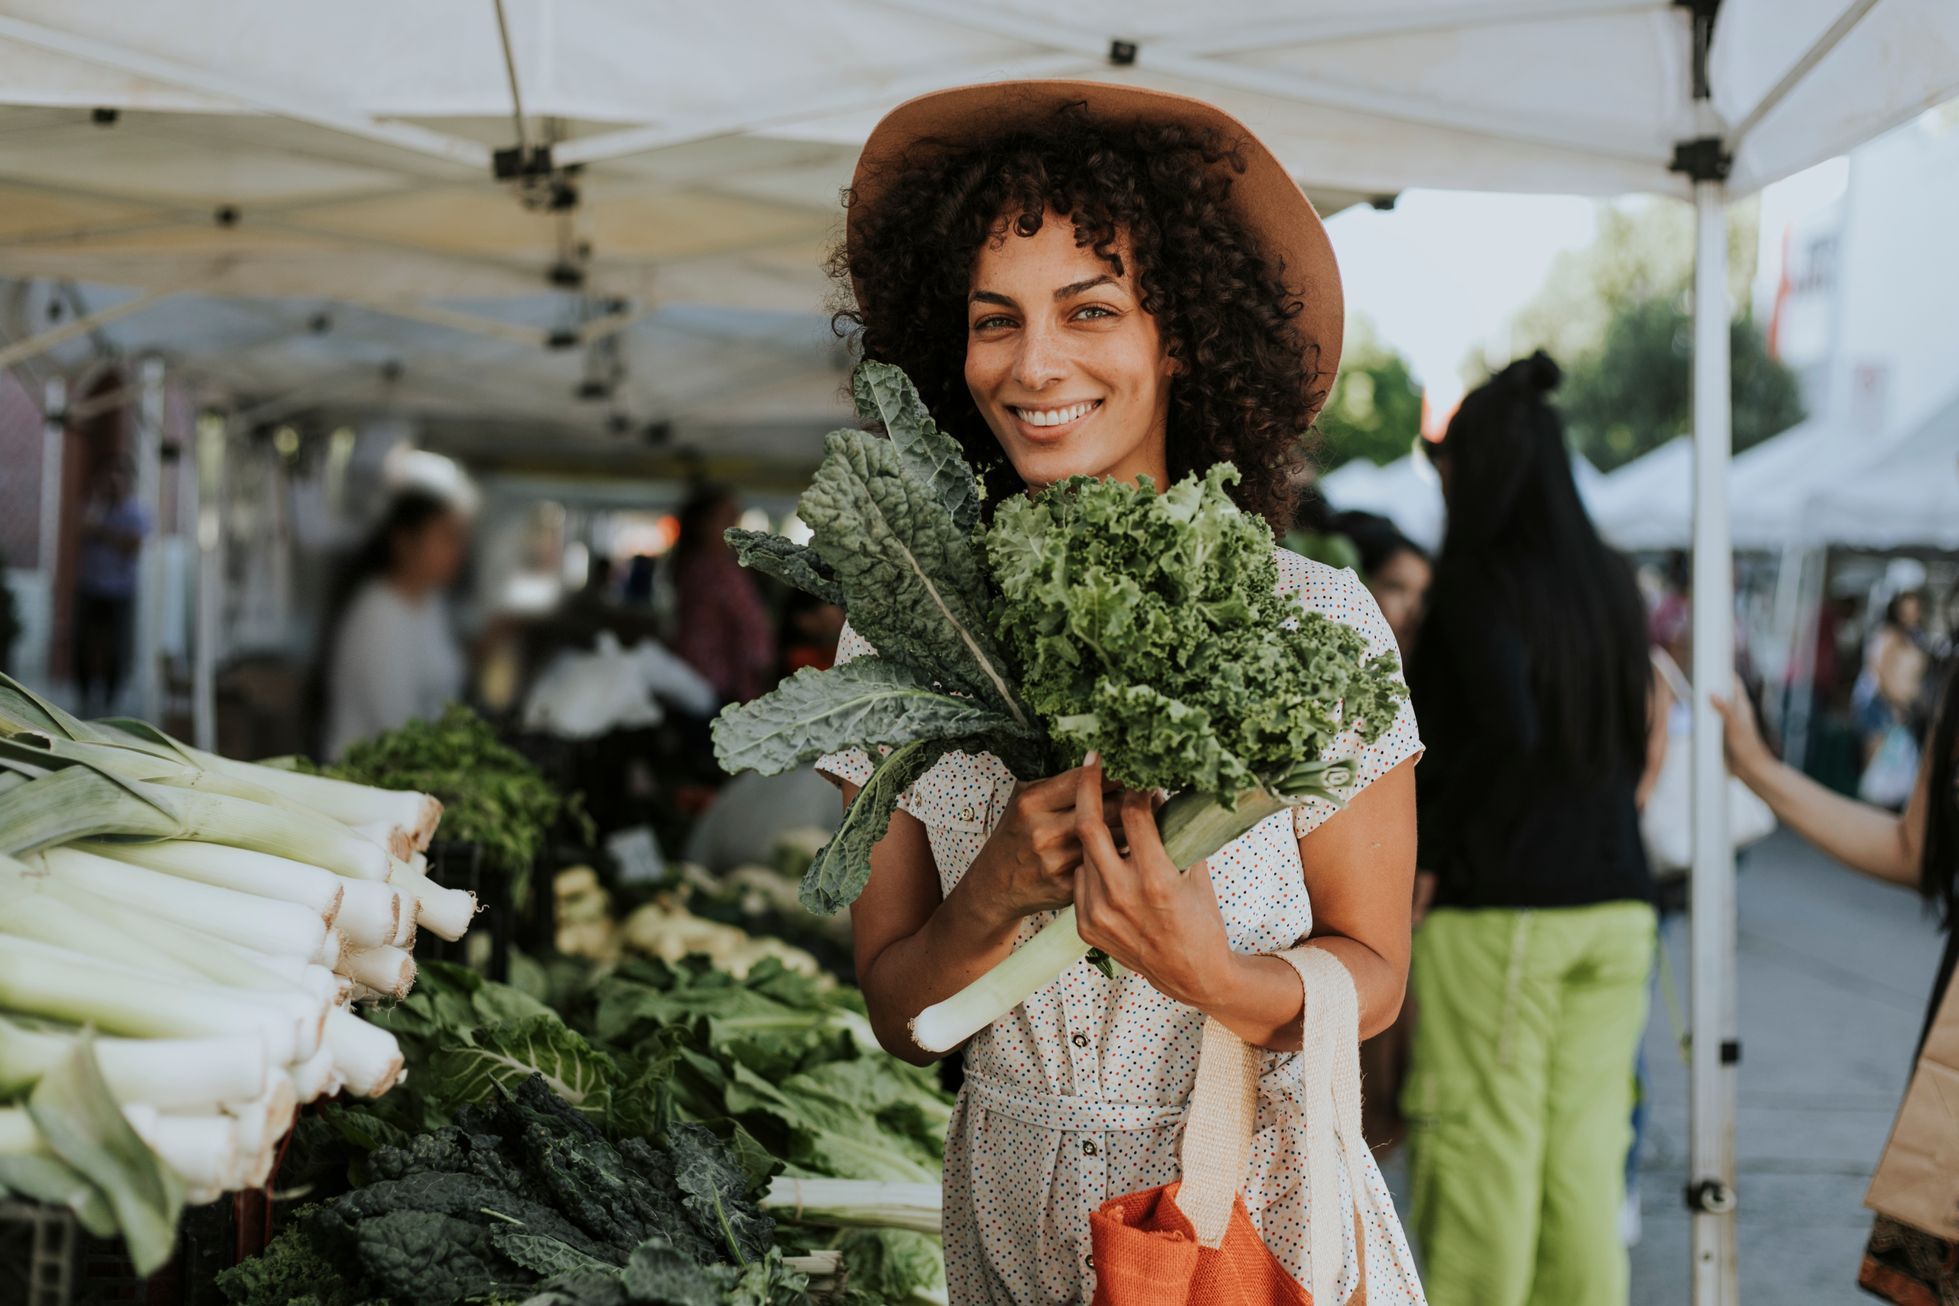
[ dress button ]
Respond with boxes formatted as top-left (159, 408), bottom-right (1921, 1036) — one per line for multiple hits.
top-left (961, 806), bottom-right (975, 821)
top-left (1082, 1139), bottom-right (1098, 1157)
top-left (1071, 1032), bottom-right (1089, 1048)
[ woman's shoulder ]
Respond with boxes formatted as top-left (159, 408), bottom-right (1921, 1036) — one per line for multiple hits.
top-left (1272, 545), bottom-right (1371, 618)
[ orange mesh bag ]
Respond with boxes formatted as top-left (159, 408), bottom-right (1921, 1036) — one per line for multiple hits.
top-left (1089, 949), bottom-right (1377, 1305)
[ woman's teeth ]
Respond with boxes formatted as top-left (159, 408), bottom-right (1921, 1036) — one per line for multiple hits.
top-left (1012, 400), bottom-right (1100, 428)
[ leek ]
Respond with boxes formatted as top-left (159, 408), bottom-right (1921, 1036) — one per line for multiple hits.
top-left (34, 846), bottom-right (330, 959)
top-left (336, 878), bottom-right (404, 949)
top-left (84, 839), bottom-right (344, 924)
top-left (183, 747), bottom-right (440, 848)
top-left (0, 1016), bottom-right (268, 1109)
top-left (323, 1007), bottom-right (404, 1098)
top-left (387, 860), bottom-right (476, 940)
top-left (341, 945), bottom-right (415, 999)
top-left (762, 1177), bottom-right (943, 1236)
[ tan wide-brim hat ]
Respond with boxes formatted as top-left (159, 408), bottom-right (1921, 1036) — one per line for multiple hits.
top-left (847, 79), bottom-right (1343, 418)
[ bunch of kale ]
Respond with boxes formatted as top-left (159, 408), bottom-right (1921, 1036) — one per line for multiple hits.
top-left (712, 364), bottom-right (1405, 917)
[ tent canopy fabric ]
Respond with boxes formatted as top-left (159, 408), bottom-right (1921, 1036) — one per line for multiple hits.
top-left (1316, 446), bottom-right (1605, 554)
top-left (1592, 397), bottom-right (1959, 552)
top-left (0, 0), bottom-right (1953, 471)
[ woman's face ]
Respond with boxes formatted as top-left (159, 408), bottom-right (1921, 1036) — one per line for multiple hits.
top-left (1367, 547), bottom-right (1432, 657)
top-left (396, 511), bottom-right (468, 594)
top-left (964, 211), bottom-right (1177, 491)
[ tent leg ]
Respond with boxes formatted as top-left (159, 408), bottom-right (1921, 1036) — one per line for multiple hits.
top-left (1688, 176), bottom-right (1740, 1306)
top-left (131, 357), bottom-right (166, 724)
top-left (191, 415), bottom-right (226, 753)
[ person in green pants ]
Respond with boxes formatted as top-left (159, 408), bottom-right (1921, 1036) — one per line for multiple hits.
top-left (1401, 352), bottom-right (1660, 1306)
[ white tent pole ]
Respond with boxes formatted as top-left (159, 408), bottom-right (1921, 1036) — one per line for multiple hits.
top-left (1688, 171), bottom-right (1740, 1306)
top-left (131, 357), bottom-right (166, 724)
top-left (191, 414), bottom-right (226, 751)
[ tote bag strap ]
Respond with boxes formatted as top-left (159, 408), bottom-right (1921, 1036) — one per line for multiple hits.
top-left (1175, 948), bottom-right (1373, 1305)
top-left (1651, 645), bottom-right (1694, 705)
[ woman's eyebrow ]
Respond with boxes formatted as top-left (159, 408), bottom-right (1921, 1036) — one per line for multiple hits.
top-left (1053, 274), bottom-right (1116, 299)
top-left (969, 289), bottom-right (1016, 308)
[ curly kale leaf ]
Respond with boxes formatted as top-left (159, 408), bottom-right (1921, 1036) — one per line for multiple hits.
top-left (986, 464), bottom-right (1406, 806)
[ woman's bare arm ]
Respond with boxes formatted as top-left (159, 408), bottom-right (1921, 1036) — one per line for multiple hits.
top-left (1713, 689), bottom-right (1927, 889)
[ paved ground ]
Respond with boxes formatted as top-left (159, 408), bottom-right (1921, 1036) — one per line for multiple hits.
top-left (1384, 829), bottom-right (1947, 1304)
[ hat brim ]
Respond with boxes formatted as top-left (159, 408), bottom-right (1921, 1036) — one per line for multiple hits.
top-left (847, 79), bottom-right (1343, 419)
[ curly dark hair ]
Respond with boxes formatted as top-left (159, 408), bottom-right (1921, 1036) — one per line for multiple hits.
top-left (825, 104), bottom-right (1327, 532)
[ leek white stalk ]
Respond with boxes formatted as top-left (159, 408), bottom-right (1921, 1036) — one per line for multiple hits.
top-left (99, 782), bottom-right (394, 882)
top-left (124, 1104), bottom-right (244, 1191)
top-left (387, 893), bottom-right (418, 949)
top-left (335, 879), bottom-right (403, 949)
top-left (314, 929), bottom-right (346, 972)
top-left (323, 1007), bottom-right (404, 1098)
top-left (351, 821), bottom-right (413, 861)
top-left (185, 750), bottom-right (439, 847)
top-left (762, 1177), bottom-right (943, 1236)
top-left (35, 846), bottom-right (329, 959)
top-left (85, 840), bottom-right (344, 924)
top-left (911, 782), bottom-right (1304, 1054)
top-left (208, 1078), bottom-right (296, 1169)
top-left (341, 945), bottom-right (415, 999)
top-left (217, 947), bottom-right (345, 1006)
top-left (0, 885), bottom-right (203, 981)
top-left (387, 861), bottom-right (476, 941)
top-left (286, 1044), bottom-right (342, 1103)
top-left (0, 1016), bottom-right (268, 1108)
top-left (0, 1105), bottom-right (45, 1156)
top-left (0, 935), bottom-right (308, 1064)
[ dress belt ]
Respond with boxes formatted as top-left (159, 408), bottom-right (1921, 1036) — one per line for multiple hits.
top-left (962, 1064), bottom-right (1315, 1134)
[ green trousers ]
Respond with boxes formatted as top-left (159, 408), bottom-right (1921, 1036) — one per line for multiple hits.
top-left (1402, 900), bottom-right (1657, 1306)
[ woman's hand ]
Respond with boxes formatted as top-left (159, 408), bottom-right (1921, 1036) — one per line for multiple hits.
top-left (963, 765), bottom-right (1123, 928)
top-left (1710, 676), bottom-right (1775, 784)
top-left (1071, 755), bottom-right (1234, 1009)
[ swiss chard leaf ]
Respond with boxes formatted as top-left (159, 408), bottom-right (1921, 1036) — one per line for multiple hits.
top-left (424, 1016), bottom-right (617, 1123)
top-left (712, 656), bottom-right (1026, 777)
top-left (798, 430), bottom-right (1024, 725)
top-left (724, 530), bottom-right (842, 605)
top-left (852, 361), bottom-right (980, 534)
top-left (798, 736), bottom-right (967, 914)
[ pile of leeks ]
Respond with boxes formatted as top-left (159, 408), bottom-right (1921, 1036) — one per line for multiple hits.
top-left (0, 674), bottom-right (472, 1271)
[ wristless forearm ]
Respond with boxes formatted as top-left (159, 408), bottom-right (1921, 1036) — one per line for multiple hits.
top-left (858, 873), bottom-right (1031, 1063)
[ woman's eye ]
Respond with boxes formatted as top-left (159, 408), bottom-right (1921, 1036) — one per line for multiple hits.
top-left (973, 315), bottom-right (1014, 331)
top-left (1075, 305), bottom-right (1115, 320)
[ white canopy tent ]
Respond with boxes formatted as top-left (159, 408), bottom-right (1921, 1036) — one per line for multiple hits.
top-left (1808, 389), bottom-right (1959, 550)
top-left (1318, 446), bottom-right (1606, 555)
top-left (5, 4), bottom-right (1957, 1298)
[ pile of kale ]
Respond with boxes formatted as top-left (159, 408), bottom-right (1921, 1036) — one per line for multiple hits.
top-left (219, 1076), bottom-right (804, 1306)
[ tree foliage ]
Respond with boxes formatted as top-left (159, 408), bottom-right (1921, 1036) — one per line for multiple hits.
top-left (1314, 318), bottom-right (1425, 470)
top-left (1505, 199), bottom-right (1804, 471)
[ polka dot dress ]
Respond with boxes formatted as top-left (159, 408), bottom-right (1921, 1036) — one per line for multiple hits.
top-left (820, 551), bottom-right (1427, 1305)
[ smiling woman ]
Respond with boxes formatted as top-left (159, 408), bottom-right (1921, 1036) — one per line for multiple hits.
top-left (818, 81), bottom-right (1425, 1305)
top-left (828, 83), bottom-right (1340, 533)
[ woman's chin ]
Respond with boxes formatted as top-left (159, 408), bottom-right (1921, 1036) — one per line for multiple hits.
top-left (1006, 441), bottom-right (1119, 488)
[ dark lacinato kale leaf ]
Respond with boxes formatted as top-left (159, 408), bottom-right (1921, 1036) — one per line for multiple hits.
top-left (619, 1238), bottom-right (731, 1306)
top-left (724, 531), bottom-right (842, 606)
top-left (670, 1122), bottom-right (775, 1265)
top-left (852, 361), bottom-right (981, 535)
top-left (353, 1209), bottom-right (512, 1302)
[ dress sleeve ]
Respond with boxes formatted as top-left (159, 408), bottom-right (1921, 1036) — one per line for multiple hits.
top-left (1292, 567), bottom-right (1424, 839)
top-left (811, 621), bottom-right (937, 822)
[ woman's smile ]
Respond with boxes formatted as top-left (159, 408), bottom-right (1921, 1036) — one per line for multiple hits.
top-left (1006, 397), bottom-right (1103, 441)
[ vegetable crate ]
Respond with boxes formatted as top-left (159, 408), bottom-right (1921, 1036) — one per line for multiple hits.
top-left (0, 1194), bottom-right (244, 1306)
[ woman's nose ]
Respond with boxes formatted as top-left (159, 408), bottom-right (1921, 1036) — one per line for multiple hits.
top-left (1013, 322), bottom-right (1068, 390)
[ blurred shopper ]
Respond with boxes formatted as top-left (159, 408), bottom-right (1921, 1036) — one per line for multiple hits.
top-left (668, 485), bottom-right (772, 705)
top-left (72, 459), bottom-right (150, 714)
top-left (1715, 655), bottom-right (1958, 1303)
top-left (322, 489), bottom-right (469, 759)
top-left (1335, 509), bottom-right (1432, 658)
top-left (1854, 588), bottom-right (1930, 806)
top-left (1403, 352), bottom-right (1656, 1306)
top-left (780, 588), bottom-right (846, 676)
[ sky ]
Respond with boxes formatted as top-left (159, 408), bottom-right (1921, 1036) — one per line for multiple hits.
top-left (1322, 158), bottom-right (1854, 405)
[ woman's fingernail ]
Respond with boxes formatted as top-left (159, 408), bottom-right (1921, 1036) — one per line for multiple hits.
top-left (1083, 750), bottom-right (1099, 768)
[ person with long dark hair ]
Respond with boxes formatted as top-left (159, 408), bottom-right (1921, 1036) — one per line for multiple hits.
top-left (1714, 652), bottom-right (1959, 1302)
top-left (1335, 509), bottom-right (1433, 658)
top-left (667, 484), bottom-right (773, 705)
top-left (1402, 352), bottom-right (1656, 1306)
top-left (321, 488), bottom-right (468, 759)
